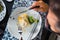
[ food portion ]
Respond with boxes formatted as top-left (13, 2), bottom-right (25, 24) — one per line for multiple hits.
top-left (0, 3), bottom-right (3, 12)
top-left (17, 13), bottom-right (39, 32)
top-left (17, 13), bottom-right (30, 28)
top-left (28, 16), bottom-right (39, 24)
top-left (17, 13), bottom-right (39, 28)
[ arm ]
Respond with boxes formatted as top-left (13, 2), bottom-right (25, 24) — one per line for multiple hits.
top-left (30, 0), bottom-right (48, 12)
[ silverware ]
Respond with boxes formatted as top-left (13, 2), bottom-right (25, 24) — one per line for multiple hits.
top-left (16, 6), bottom-right (40, 14)
top-left (10, 6), bottom-right (40, 20)
top-left (18, 27), bottom-right (22, 35)
top-left (17, 25), bottom-right (23, 40)
top-left (21, 37), bottom-right (23, 40)
top-left (17, 24), bottom-right (22, 34)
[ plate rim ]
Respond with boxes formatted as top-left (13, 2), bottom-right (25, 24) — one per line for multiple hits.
top-left (7, 7), bottom-right (42, 40)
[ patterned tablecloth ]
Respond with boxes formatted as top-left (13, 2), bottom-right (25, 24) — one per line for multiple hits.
top-left (2, 0), bottom-right (46, 40)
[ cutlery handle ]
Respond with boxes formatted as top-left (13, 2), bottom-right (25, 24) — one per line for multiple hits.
top-left (30, 6), bottom-right (40, 9)
top-left (19, 37), bottom-right (23, 40)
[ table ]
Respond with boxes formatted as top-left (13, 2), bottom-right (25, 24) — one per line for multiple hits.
top-left (0, 0), bottom-right (14, 39)
top-left (1, 0), bottom-right (47, 40)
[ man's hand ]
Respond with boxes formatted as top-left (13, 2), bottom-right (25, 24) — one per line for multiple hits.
top-left (30, 1), bottom-right (48, 12)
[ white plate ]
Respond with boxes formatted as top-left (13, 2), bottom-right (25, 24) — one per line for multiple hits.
top-left (0, 0), bottom-right (6, 21)
top-left (7, 7), bottom-right (42, 40)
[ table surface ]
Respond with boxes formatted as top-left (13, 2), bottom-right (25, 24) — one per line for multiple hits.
top-left (0, 0), bottom-right (49, 40)
top-left (0, 0), bottom-right (14, 39)
top-left (0, 0), bottom-right (14, 30)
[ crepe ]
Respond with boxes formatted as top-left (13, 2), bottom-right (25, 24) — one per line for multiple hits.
top-left (17, 13), bottom-right (30, 28)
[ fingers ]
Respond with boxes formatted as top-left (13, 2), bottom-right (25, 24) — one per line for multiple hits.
top-left (38, 7), bottom-right (48, 12)
top-left (30, 1), bottom-right (40, 12)
top-left (30, 1), bottom-right (40, 9)
top-left (32, 8), bottom-right (39, 12)
top-left (30, 1), bottom-right (49, 12)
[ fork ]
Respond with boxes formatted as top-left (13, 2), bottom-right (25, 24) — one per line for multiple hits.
top-left (17, 24), bottom-right (22, 34)
top-left (17, 26), bottom-right (23, 40)
top-left (10, 6), bottom-right (40, 20)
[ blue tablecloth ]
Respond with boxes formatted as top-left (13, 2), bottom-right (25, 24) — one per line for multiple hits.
top-left (2, 0), bottom-right (46, 40)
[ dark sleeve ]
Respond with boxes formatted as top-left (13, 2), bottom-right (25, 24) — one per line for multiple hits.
top-left (41, 27), bottom-right (51, 40)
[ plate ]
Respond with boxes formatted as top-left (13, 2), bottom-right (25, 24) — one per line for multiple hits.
top-left (0, 0), bottom-right (6, 21)
top-left (7, 7), bottom-right (42, 40)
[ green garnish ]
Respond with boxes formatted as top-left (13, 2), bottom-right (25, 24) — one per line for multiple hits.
top-left (28, 16), bottom-right (39, 24)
